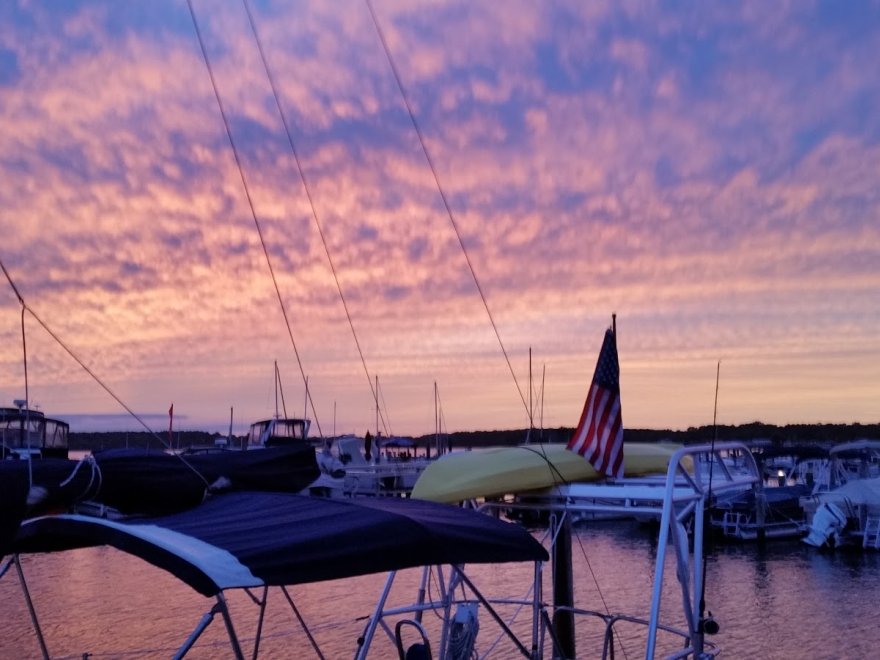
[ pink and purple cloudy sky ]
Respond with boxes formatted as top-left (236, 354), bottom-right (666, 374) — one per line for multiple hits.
top-left (1, 1), bottom-right (878, 437)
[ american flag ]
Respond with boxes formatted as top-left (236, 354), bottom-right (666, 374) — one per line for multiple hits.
top-left (566, 327), bottom-right (624, 478)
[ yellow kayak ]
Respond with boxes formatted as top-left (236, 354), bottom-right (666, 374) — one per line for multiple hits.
top-left (412, 442), bottom-right (685, 503)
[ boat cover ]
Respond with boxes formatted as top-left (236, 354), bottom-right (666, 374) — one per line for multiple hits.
top-left (714, 483), bottom-right (813, 509)
top-left (13, 491), bottom-right (548, 596)
top-left (89, 445), bottom-right (321, 515)
top-left (1, 446), bottom-right (320, 554)
top-left (412, 442), bottom-right (685, 503)
top-left (1, 458), bottom-right (89, 556)
top-left (813, 477), bottom-right (880, 507)
top-left (1, 465), bottom-right (30, 557)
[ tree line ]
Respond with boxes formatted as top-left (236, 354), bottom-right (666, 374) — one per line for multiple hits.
top-left (69, 422), bottom-right (879, 452)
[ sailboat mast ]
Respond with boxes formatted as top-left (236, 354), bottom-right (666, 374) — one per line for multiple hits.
top-left (274, 360), bottom-right (279, 419)
top-left (540, 364), bottom-right (546, 443)
top-left (524, 348), bottom-right (534, 444)
top-left (434, 381), bottom-right (439, 456)
top-left (304, 376), bottom-right (309, 422)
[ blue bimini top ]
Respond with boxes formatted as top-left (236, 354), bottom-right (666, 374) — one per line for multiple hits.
top-left (13, 491), bottom-right (548, 596)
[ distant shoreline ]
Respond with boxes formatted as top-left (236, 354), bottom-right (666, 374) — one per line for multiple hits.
top-left (69, 421), bottom-right (879, 452)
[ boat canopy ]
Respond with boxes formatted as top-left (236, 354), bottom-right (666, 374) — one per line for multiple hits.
top-left (13, 491), bottom-right (548, 596)
top-left (382, 437), bottom-right (415, 448)
top-left (246, 417), bottom-right (311, 448)
top-left (814, 476), bottom-right (880, 506)
top-left (0, 406), bottom-right (69, 458)
top-left (829, 440), bottom-right (880, 457)
top-left (754, 445), bottom-right (829, 461)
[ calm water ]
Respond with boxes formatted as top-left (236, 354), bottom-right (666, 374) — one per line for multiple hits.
top-left (2, 519), bottom-right (878, 659)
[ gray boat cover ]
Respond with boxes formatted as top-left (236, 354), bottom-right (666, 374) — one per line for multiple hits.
top-left (13, 491), bottom-right (548, 596)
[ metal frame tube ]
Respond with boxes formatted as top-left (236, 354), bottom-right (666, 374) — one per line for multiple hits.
top-left (15, 555), bottom-right (50, 660)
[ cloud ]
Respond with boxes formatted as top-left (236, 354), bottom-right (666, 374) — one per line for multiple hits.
top-left (0, 1), bottom-right (877, 434)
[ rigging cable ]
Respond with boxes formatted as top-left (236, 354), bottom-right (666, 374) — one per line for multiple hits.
top-left (0, 257), bottom-right (209, 488)
top-left (2, 260), bottom-right (32, 484)
top-left (365, 0), bottom-right (532, 424)
top-left (185, 0), bottom-right (327, 439)
top-left (570, 523), bottom-right (630, 660)
top-left (239, 0), bottom-right (391, 437)
top-left (376, 377), bottom-right (394, 437)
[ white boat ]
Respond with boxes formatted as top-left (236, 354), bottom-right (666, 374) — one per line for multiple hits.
top-left (801, 441), bottom-right (880, 550)
top-left (706, 445), bottom-right (830, 542)
top-left (240, 417), bottom-right (433, 498)
top-left (824, 440), bottom-right (880, 486)
top-left (802, 478), bottom-right (880, 549)
top-left (317, 434), bottom-right (434, 497)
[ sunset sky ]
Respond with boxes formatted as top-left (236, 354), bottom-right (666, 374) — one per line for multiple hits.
top-left (1, 1), bottom-right (878, 438)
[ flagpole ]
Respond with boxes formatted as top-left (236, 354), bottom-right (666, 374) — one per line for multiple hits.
top-left (612, 312), bottom-right (616, 335)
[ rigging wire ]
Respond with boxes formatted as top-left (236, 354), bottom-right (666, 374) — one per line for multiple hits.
top-left (239, 0), bottom-right (391, 437)
top-left (2, 259), bottom-right (33, 483)
top-left (185, 0), bottom-right (326, 439)
top-left (570, 523), bottom-right (631, 660)
top-left (275, 360), bottom-right (288, 419)
top-left (375, 377), bottom-right (394, 437)
top-left (364, 0), bottom-right (531, 425)
top-left (0, 257), bottom-right (210, 488)
top-left (19, 306), bottom-right (32, 485)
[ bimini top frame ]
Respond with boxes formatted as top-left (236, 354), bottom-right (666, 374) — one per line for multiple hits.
top-left (7, 491), bottom-right (548, 659)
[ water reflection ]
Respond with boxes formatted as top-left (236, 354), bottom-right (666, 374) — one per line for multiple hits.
top-left (2, 521), bottom-right (879, 658)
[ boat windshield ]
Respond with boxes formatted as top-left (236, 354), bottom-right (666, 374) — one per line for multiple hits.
top-left (0, 408), bottom-right (47, 449)
top-left (247, 418), bottom-right (311, 447)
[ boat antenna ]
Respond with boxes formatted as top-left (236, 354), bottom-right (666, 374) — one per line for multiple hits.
top-left (539, 364), bottom-right (546, 443)
top-left (434, 382), bottom-right (440, 455)
top-left (699, 360), bottom-right (722, 636)
top-left (365, 0), bottom-right (532, 425)
top-left (185, 0), bottom-right (326, 438)
top-left (236, 0), bottom-right (391, 437)
top-left (527, 348), bottom-right (534, 442)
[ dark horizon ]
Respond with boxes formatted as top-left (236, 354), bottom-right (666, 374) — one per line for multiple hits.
top-left (69, 420), bottom-right (880, 452)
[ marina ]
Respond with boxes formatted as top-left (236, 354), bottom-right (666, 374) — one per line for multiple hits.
top-left (5, 439), bottom-right (880, 659)
top-left (1, 443), bottom-right (716, 659)
top-left (2, 2), bottom-right (879, 658)
top-left (3, 514), bottom-right (880, 659)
